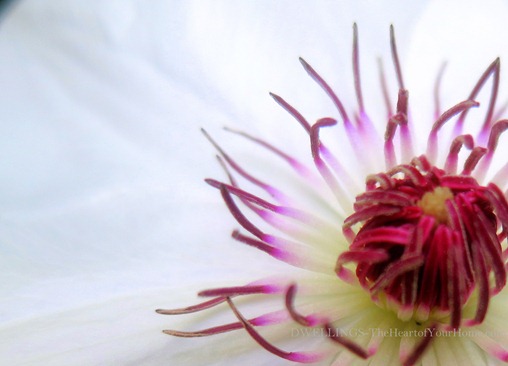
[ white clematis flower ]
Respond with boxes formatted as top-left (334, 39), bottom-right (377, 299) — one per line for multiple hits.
top-left (2, 0), bottom-right (508, 365)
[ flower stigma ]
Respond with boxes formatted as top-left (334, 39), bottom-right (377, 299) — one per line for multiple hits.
top-left (159, 24), bottom-right (508, 366)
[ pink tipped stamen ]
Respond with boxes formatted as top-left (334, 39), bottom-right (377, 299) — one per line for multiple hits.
top-left (477, 119), bottom-right (508, 182)
top-left (370, 255), bottom-right (425, 294)
top-left (269, 92), bottom-right (311, 132)
top-left (492, 99), bottom-right (508, 123)
top-left (199, 284), bottom-right (282, 298)
top-left (299, 57), bottom-right (351, 126)
top-left (202, 129), bottom-right (289, 203)
top-left (433, 62), bottom-right (448, 120)
top-left (300, 57), bottom-right (376, 169)
top-left (226, 298), bottom-right (325, 363)
top-left (162, 311), bottom-right (287, 338)
top-left (162, 24), bottom-right (508, 365)
top-left (324, 323), bottom-right (371, 359)
top-left (232, 230), bottom-right (282, 258)
top-left (270, 92), bottom-right (359, 191)
top-left (285, 284), bottom-right (325, 327)
top-left (217, 185), bottom-right (325, 264)
top-left (461, 146), bottom-right (487, 175)
top-left (472, 331), bottom-right (508, 362)
top-left (231, 231), bottom-right (326, 272)
top-left (390, 24), bottom-right (405, 90)
top-left (310, 118), bottom-right (351, 212)
top-left (454, 58), bottom-right (500, 141)
top-left (397, 89), bottom-right (414, 163)
top-left (384, 88), bottom-right (412, 168)
top-left (352, 23), bottom-right (365, 115)
top-left (156, 297), bottom-right (226, 315)
top-left (444, 134), bottom-right (474, 174)
top-left (401, 324), bottom-right (437, 366)
top-left (378, 57), bottom-right (393, 117)
top-left (223, 126), bottom-right (316, 179)
top-left (426, 100), bottom-right (479, 163)
top-left (384, 110), bottom-right (402, 169)
top-left (218, 184), bottom-right (265, 239)
top-left (207, 179), bottom-right (338, 235)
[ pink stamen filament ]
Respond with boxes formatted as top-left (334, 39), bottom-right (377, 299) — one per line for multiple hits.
top-left (226, 298), bottom-right (325, 363)
top-left (401, 324), bottom-right (437, 366)
top-left (352, 23), bottom-right (365, 114)
top-left (202, 129), bottom-right (289, 203)
top-left (162, 310), bottom-right (287, 337)
top-left (454, 58), bottom-right (500, 143)
top-left (426, 100), bottom-right (479, 163)
top-left (390, 24), bottom-right (405, 90)
top-left (433, 62), bottom-right (448, 120)
top-left (444, 134), bottom-right (474, 174)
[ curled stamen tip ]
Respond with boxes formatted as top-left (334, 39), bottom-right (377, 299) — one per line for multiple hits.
top-left (315, 117), bottom-right (337, 128)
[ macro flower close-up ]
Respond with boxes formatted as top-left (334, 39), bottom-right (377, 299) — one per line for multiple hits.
top-left (3, 1), bottom-right (508, 365)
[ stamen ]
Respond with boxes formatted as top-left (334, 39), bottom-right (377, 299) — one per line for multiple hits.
top-left (454, 58), bottom-right (500, 143)
top-left (218, 184), bottom-right (265, 239)
top-left (426, 100), bottom-right (479, 163)
top-left (477, 119), bottom-right (508, 182)
top-left (351, 227), bottom-right (412, 248)
top-left (269, 92), bottom-right (311, 133)
top-left (199, 284), bottom-right (282, 298)
top-left (444, 134), bottom-right (474, 174)
top-left (299, 57), bottom-right (351, 126)
top-left (433, 62), bottom-right (448, 120)
top-left (310, 118), bottom-right (351, 213)
top-left (269, 92), bottom-right (359, 191)
top-left (156, 297), bottom-right (226, 315)
top-left (206, 179), bottom-right (338, 233)
top-left (324, 322), bottom-right (371, 359)
top-left (202, 129), bottom-right (288, 203)
top-left (378, 57), bottom-right (393, 117)
top-left (285, 284), bottom-right (324, 327)
top-left (231, 231), bottom-right (330, 273)
top-left (226, 298), bottom-right (325, 363)
top-left (466, 227), bottom-right (490, 326)
top-left (352, 23), bottom-right (365, 114)
top-left (389, 24), bottom-right (405, 90)
top-left (223, 127), bottom-right (315, 179)
top-left (232, 230), bottom-right (282, 260)
top-left (461, 146), bottom-right (487, 175)
top-left (370, 255), bottom-right (425, 294)
top-left (401, 324), bottom-right (437, 366)
top-left (162, 311), bottom-right (286, 337)
top-left (384, 89), bottom-right (411, 168)
top-left (472, 331), bottom-right (508, 362)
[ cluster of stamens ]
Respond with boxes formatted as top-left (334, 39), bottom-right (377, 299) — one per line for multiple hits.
top-left (337, 155), bottom-right (508, 330)
top-left (158, 24), bottom-right (508, 365)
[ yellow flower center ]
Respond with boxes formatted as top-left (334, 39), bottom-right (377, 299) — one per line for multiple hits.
top-left (417, 187), bottom-right (454, 224)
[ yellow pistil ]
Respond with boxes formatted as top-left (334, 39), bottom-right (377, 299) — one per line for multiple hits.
top-left (417, 187), bottom-right (454, 224)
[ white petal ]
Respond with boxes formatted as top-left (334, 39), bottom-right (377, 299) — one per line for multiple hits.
top-left (0, 0), bottom-right (478, 365)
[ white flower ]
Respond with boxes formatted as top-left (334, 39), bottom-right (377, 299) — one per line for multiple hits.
top-left (2, 1), bottom-right (508, 365)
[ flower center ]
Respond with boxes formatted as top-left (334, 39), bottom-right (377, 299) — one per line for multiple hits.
top-left (417, 187), bottom-right (453, 225)
top-left (336, 156), bottom-right (508, 329)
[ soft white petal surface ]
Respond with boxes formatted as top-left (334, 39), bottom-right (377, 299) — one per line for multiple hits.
top-left (3, 0), bottom-right (508, 365)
